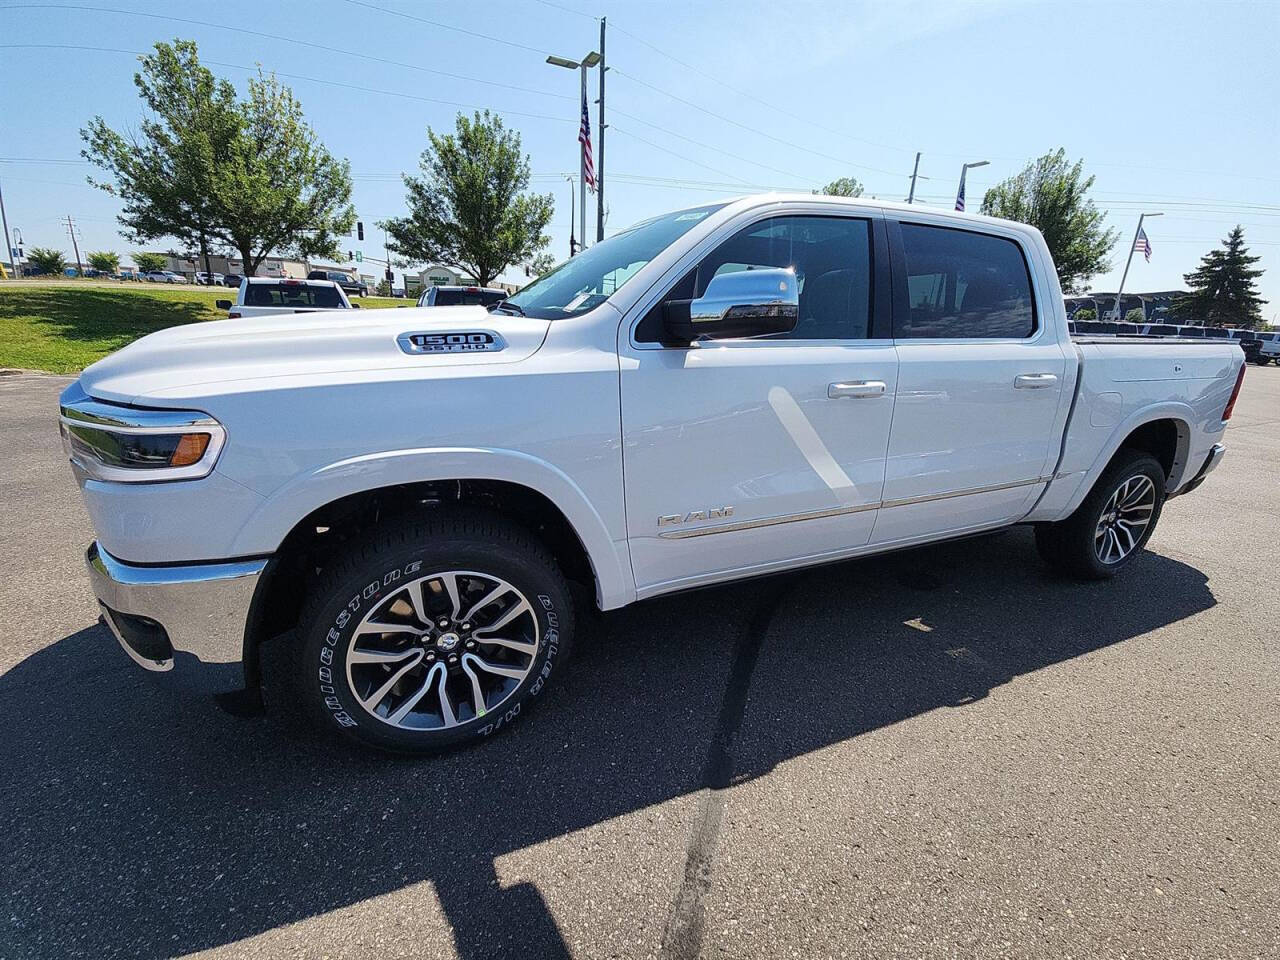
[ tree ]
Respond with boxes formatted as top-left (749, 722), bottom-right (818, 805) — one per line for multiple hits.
top-left (813, 176), bottom-right (864, 198)
top-left (28, 248), bottom-right (67, 275)
top-left (1124, 308), bottom-right (1146, 324)
top-left (1073, 307), bottom-right (1097, 323)
top-left (88, 251), bottom-right (121, 274)
top-left (133, 252), bottom-right (168, 273)
top-left (83, 40), bottom-right (354, 277)
top-left (382, 111), bottom-right (553, 288)
top-left (1170, 226), bottom-right (1266, 328)
top-left (82, 41), bottom-right (241, 280)
top-left (214, 68), bottom-right (355, 275)
top-left (980, 149), bottom-right (1117, 294)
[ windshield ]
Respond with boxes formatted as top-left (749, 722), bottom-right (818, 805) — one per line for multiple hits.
top-left (505, 203), bottom-right (726, 319)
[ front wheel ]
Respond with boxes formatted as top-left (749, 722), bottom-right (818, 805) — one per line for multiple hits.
top-left (289, 511), bottom-right (575, 754)
top-left (1035, 450), bottom-right (1166, 580)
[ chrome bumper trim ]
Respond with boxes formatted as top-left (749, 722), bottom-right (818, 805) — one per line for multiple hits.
top-left (86, 542), bottom-right (267, 669)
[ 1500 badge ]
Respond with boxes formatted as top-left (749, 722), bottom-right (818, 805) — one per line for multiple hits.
top-left (397, 331), bottom-right (506, 355)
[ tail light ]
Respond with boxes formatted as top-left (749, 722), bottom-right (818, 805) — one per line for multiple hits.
top-left (1222, 363), bottom-right (1246, 421)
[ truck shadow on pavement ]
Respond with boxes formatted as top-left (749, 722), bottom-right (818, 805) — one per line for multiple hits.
top-left (0, 529), bottom-right (1216, 959)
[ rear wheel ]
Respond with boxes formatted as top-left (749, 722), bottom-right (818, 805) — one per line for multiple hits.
top-left (1035, 449), bottom-right (1166, 580)
top-left (290, 511), bottom-right (574, 754)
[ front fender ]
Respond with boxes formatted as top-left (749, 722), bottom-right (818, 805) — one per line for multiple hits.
top-left (228, 446), bottom-right (635, 609)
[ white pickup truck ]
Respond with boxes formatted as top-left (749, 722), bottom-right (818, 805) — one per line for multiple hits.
top-left (59, 195), bottom-right (1245, 754)
top-left (215, 276), bottom-right (355, 319)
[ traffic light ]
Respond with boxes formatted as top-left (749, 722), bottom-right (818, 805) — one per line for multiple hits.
top-left (347, 250), bottom-right (353, 261)
top-left (357, 222), bottom-right (364, 241)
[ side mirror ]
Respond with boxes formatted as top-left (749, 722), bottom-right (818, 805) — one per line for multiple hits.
top-left (662, 268), bottom-right (798, 343)
top-left (351, 302), bottom-right (361, 309)
top-left (214, 299), bottom-right (232, 311)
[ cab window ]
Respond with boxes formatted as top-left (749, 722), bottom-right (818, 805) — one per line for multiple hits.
top-left (638, 215), bottom-right (873, 342)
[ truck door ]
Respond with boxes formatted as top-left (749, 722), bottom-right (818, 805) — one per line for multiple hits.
top-left (872, 218), bottom-right (1068, 545)
top-left (619, 212), bottom-right (897, 597)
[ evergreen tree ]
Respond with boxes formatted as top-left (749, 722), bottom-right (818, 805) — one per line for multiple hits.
top-left (1170, 226), bottom-right (1266, 328)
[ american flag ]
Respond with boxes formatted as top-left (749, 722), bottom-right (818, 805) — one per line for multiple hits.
top-left (954, 178), bottom-right (966, 212)
top-left (1134, 225), bottom-right (1152, 262)
top-left (579, 91), bottom-right (595, 193)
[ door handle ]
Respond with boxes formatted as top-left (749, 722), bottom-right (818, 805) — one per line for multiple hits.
top-left (1013, 373), bottom-right (1058, 389)
top-left (828, 380), bottom-right (886, 399)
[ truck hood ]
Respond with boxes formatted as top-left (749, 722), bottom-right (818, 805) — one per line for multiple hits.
top-left (79, 306), bottom-right (551, 404)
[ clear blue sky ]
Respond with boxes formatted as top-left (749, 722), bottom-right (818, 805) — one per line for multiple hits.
top-left (1, 0), bottom-right (1277, 316)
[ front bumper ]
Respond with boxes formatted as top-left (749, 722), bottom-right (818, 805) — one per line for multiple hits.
top-left (86, 542), bottom-right (267, 678)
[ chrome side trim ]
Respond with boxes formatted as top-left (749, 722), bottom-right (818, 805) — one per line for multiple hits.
top-left (659, 475), bottom-right (1053, 539)
top-left (659, 501), bottom-right (879, 539)
top-left (879, 475), bottom-right (1054, 509)
top-left (86, 542), bottom-right (267, 667)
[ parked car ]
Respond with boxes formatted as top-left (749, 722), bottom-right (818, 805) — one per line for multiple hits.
top-left (307, 269), bottom-right (368, 298)
top-left (143, 270), bottom-right (187, 284)
top-left (1251, 331), bottom-right (1280, 365)
top-left (60, 194), bottom-right (1245, 755)
top-left (222, 274), bottom-right (242, 287)
top-left (214, 277), bottom-right (356, 318)
top-left (417, 285), bottom-right (508, 308)
top-left (195, 271), bottom-right (225, 286)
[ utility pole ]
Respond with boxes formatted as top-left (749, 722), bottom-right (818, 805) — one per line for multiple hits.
top-left (906, 152), bottom-right (922, 204)
top-left (63, 214), bottom-right (84, 277)
top-left (1113, 211), bottom-right (1162, 321)
top-left (0, 172), bottom-right (13, 278)
top-left (596, 16), bottom-right (607, 243)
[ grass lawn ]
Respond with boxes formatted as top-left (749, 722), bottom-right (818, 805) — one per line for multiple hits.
top-left (0, 281), bottom-right (409, 374)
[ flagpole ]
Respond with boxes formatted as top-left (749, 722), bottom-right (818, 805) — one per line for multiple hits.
top-left (1113, 211), bottom-right (1162, 321)
top-left (579, 64), bottom-right (588, 253)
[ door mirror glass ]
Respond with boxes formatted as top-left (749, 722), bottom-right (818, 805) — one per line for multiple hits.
top-left (663, 268), bottom-right (798, 342)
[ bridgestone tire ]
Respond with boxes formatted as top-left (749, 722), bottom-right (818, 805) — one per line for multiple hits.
top-left (292, 510), bottom-right (574, 754)
top-left (1035, 450), bottom-right (1166, 580)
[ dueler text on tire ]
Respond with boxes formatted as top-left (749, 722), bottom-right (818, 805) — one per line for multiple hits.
top-left (292, 510), bottom-right (574, 754)
top-left (1035, 449), bottom-right (1166, 580)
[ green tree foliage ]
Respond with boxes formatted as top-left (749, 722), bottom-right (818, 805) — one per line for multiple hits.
top-left (1170, 226), bottom-right (1266, 329)
top-left (382, 111), bottom-right (553, 288)
top-left (28, 248), bottom-right (67, 275)
top-left (980, 149), bottom-right (1117, 294)
top-left (132, 252), bottom-right (168, 273)
top-left (87, 251), bottom-right (121, 274)
top-left (1124, 308), bottom-right (1146, 324)
top-left (83, 40), bottom-right (354, 277)
top-left (1073, 307), bottom-right (1097, 323)
top-left (813, 177), bottom-right (864, 198)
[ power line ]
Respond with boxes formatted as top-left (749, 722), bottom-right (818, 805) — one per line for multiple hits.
top-left (339, 0), bottom-right (556, 56)
top-left (610, 67), bottom-right (904, 178)
top-left (0, 44), bottom-right (577, 126)
top-left (609, 127), bottom-right (755, 185)
top-left (0, 8), bottom-right (572, 101)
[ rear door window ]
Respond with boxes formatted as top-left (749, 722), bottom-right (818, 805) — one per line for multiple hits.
top-left (896, 223), bottom-right (1036, 338)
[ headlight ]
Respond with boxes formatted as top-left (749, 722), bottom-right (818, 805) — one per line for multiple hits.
top-left (58, 382), bottom-right (226, 482)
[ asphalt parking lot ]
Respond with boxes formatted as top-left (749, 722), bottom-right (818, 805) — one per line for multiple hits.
top-left (2, 370), bottom-right (1277, 959)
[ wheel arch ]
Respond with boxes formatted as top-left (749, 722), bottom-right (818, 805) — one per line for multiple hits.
top-left (1073, 408), bottom-right (1192, 514)
top-left (235, 448), bottom-right (634, 684)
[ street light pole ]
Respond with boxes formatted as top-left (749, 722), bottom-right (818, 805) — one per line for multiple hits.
top-left (546, 49), bottom-right (600, 253)
top-left (1113, 212), bottom-right (1162, 321)
top-left (955, 160), bottom-right (989, 212)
